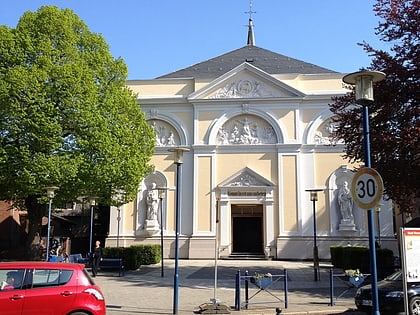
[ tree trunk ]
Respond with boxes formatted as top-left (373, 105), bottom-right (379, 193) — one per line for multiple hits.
top-left (24, 195), bottom-right (46, 260)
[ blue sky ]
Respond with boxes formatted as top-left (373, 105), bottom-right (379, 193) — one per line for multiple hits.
top-left (2, 1), bottom-right (387, 80)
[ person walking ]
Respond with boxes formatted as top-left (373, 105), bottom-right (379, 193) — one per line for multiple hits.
top-left (91, 240), bottom-right (103, 277)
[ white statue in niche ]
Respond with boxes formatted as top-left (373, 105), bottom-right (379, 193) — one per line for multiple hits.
top-left (146, 182), bottom-right (159, 221)
top-left (338, 181), bottom-right (354, 223)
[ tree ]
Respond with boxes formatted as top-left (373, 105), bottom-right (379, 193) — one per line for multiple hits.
top-left (330, 0), bottom-right (419, 215)
top-left (0, 6), bottom-right (155, 259)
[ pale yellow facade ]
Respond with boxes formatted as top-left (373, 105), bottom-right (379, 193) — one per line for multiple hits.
top-left (105, 51), bottom-right (397, 260)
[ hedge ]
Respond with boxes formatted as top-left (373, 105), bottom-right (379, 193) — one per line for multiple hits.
top-left (330, 245), bottom-right (395, 278)
top-left (104, 244), bottom-right (161, 270)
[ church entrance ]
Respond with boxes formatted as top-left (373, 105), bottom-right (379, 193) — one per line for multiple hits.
top-left (231, 204), bottom-right (264, 254)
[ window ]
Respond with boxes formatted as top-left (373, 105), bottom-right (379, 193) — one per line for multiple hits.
top-left (0, 269), bottom-right (25, 290)
top-left (32, 269), bottom-right (73, 288)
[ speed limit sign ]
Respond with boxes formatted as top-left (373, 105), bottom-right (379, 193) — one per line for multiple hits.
top-left (351, 167), bottom-right (383, 209)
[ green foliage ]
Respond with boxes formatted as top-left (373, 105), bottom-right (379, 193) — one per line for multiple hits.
top-left (0, 6), bottom-right (155, 259)
top-left (104, 245), bottom-right (160, 270)
top-left (330, 246), bottom-right (395, 278)
top-left (329, 0), bottom-right (419, 213)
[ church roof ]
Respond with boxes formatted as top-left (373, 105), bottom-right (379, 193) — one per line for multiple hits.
top-left (156, 45), bottom-right (337, 80)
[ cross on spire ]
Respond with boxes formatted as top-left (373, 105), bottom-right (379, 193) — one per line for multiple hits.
top-left (245, 0), bottom-right (256, 19)
top-left (245, 0), bottom-right (256, 46)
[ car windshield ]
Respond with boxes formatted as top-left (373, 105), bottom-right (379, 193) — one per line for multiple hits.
top-left (385, 270), bottom-right (402, 281)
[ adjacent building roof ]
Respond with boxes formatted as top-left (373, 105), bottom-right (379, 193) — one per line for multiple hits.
top-left (157, 45), bottom-right (337, 80)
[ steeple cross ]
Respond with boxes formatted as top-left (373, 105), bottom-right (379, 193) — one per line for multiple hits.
top-left (245, 0), bottom-right (256, 20)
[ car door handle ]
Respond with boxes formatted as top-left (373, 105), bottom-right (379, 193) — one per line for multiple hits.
top-left (61, 290), bottom-right (73, 296)
top-left (9, 294), bottom-right (24, 300)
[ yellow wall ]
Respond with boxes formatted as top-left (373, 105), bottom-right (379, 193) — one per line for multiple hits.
top-left (271, 109), bottom-right (295, 140)
top-left (282, 155), bottom-right (298, 232)
top-left (197, 111), bottom-right (219, 143)
top-left (301, 109), bottom-right (320, 132)
top-left (174, 112), bottom-right (192, 137)
top-left (197, 157), bottom-right (212, 231)
top-left (216, 153), bottom-right (277, 185)
top-left (129, 79), bottom-right (194, 96)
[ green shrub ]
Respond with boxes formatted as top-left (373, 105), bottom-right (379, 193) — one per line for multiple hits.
top-left (330, 246), bottom-right (344, 267)
top-left (104, 245), bottom-right (161, 270)
top-left (330, 246), bottom-right (394, 278)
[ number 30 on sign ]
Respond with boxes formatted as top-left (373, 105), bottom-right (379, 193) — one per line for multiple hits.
top-left (351, 168), bottom-right (383, 209)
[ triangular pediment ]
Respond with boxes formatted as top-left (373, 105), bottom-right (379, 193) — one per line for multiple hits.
top-left (218, 167), bottom-right (274, 188)
top-left (189, 63), bottom-right (304, 100)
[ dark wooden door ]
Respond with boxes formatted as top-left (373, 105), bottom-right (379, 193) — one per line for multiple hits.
top-left (232, 216), bottom-right (263, 253)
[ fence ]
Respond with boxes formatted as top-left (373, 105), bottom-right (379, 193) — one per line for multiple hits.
top-left (234, 269), bottom-right (288, 310)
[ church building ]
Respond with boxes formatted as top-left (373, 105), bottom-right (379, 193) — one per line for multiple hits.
top-left (105, 18), bottom-right (397, 260)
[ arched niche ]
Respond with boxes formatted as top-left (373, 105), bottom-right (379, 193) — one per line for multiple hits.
top-left (148, 116), bottom-right (189, 147)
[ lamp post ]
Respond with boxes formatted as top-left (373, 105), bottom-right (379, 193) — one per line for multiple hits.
top-left (212, 196), bottom-right (221, 304)
top-left (375, 203), bottom-right (383, 248)
top-left (45, 186), bottom-right (59, 262)
top-left (343, 70), bottom-right (385, 315)
top-left (116, 207), bottom-right (121, 248)
top-left (112, 191), bottom-right (125, 248)
top-left (157, 187), bottom-right (169, 278)
top-left (168, 146), bottom-right (190, 315)
top-left (305, 188), bottom-right (323, 281)
top-left (89, 197), bottom-right (98, 254)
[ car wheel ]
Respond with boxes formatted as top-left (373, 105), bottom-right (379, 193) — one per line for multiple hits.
top-left (409, 296), bottom-right (420, 315)
top-left (69, 312), bottom-right (89, 315)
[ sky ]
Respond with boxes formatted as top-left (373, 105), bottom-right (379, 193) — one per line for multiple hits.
top-left (1, 1), bottom-right (388, 80)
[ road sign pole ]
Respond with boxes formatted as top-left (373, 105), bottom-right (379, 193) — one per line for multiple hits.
top-left (344, 70), bottom-right (385, 315)
top-left (362, 104), bottom-right (380, 315)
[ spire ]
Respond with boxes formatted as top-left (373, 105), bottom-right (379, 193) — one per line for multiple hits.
top-left (247, 18), bottom-right (255, 46)
top-left (245, 0), bottom-right (256, 46)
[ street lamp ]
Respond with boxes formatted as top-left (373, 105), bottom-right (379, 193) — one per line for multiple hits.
top-left (157, 187), bottom-right (169, 278)
top-left (168, 146), bottom-right (190, 315)
top-left (89, 197), bottom-right (98, 254)
top-left (45, 186), bottom-right (59, 261)
top-left (343, 70), bottom-right (385, 315)
top-left (305, 188), bottom-right (324, 281)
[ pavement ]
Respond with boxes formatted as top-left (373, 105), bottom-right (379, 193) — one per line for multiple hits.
top-left (93, 259), bottom-right (366, 315)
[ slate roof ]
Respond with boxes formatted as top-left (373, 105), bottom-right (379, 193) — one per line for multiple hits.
top-left (156, 45), bottom-right (336, 80)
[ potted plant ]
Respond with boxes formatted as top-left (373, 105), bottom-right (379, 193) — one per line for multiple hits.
top-left (342, 269), bottom-right (365, 287)
top-left (250, 272), bottom-right (272, 289)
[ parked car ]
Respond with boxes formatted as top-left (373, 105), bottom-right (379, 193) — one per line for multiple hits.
top-left (355, 270), bottom-right (420, 314)
top-left (0, 261), bottom-right (106, 315)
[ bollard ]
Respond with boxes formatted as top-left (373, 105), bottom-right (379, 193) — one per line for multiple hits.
top-left (329, 268), bottom-right (335, 306)
top-left (235, 270), bottom-right (240, 310)
top-left (284, 269), bottom-right (288, 309)
top-left (244, 270), bottom-right (249, 309)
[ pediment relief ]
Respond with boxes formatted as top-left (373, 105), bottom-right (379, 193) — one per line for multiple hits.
top-left (219, 167), bottom-right (274, 188)
top-left (189, 63), bottom-right (304, 100)
top-left (210, 77), bottom-right (282, 98)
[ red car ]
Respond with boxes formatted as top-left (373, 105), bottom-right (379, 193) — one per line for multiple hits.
top-left (0, 261), bottom-right (106, 315)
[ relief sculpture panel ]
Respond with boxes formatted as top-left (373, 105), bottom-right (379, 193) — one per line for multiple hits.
top-left (217, 114), bottom-right (277, 145)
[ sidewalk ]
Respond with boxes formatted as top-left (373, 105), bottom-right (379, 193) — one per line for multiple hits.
top-left (94, 259), bottom-right (365, 315)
